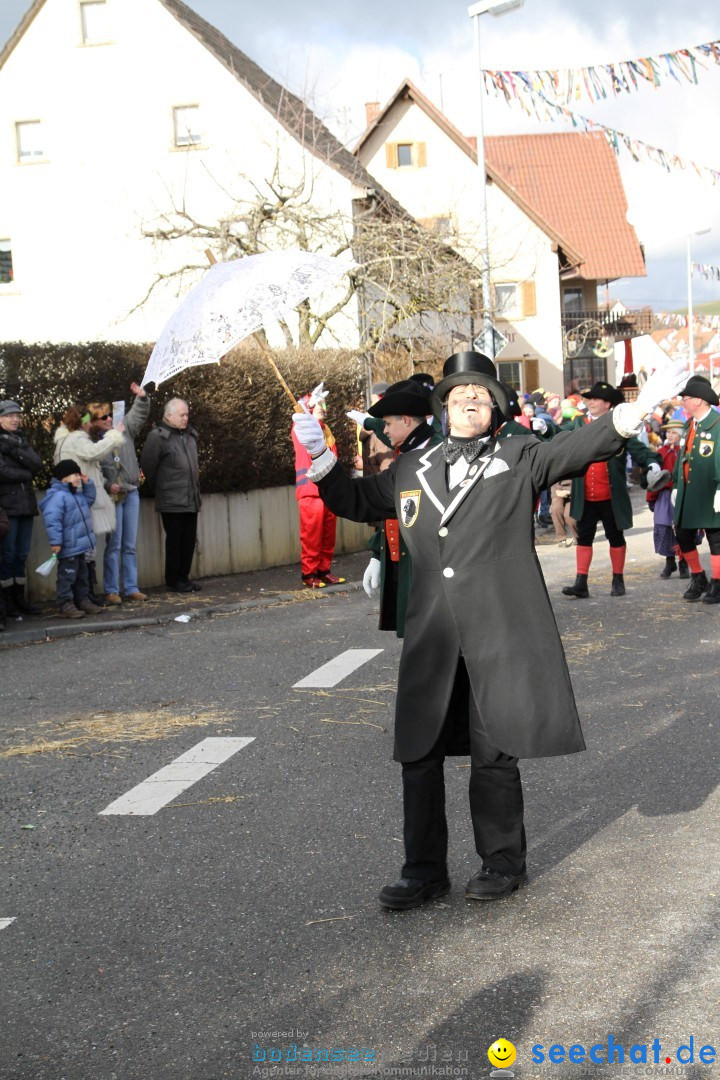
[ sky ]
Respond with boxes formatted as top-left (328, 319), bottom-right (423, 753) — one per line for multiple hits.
top-left (2, 0), bottom-right (720, 311)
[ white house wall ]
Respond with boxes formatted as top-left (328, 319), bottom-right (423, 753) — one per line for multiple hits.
top-left (359, 101), bottom-right (566, 391)
top-left (0, 0), bottom-right (359, 347)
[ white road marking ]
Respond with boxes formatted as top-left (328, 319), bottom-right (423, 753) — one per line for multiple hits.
top-left (99, 737), bottom-right (255, 817)
top-left (0, 918), bottom-right (16, 931)
top-left (293, 648), bottom-right (383, 688)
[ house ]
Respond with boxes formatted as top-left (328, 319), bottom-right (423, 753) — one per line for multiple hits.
top-left (0, 0), bottom-right (404, 349)
top-left (355, 80), bottom-right (649, 394)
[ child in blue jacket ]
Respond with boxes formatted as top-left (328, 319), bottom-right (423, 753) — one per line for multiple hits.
top-left (39, 459), bottom-right (102, 618)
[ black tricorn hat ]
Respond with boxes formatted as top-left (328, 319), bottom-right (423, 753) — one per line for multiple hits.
top-left (431, 351), bottom-right (509, 420)
top-left (582, 381), bottom-right (624, 407)
top-left (678, 374), bottom-right (719, 407)
top-left (368, 379), bottom-right (432, 418)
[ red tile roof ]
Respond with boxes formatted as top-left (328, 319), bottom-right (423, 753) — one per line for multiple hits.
top-left (484, 133), bottom-right (646, 282)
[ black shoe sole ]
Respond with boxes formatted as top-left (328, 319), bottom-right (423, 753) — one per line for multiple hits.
top-left (562, 589), bottom-right (589, 599)
top-left (379, 880), bottom-right (450, 910)
top-left (465, 874), bottom-right (528, 901)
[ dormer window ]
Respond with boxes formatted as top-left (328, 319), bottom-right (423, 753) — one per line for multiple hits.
top-left (80, 1), bottom-right (110, 45)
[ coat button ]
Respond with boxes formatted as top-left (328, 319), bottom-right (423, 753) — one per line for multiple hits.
top-left (443, 567), bottom-right (454, 578)
top-left (438, 527), bottom-right (448, 537)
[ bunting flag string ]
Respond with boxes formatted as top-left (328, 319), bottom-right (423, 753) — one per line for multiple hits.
top-left (654, 311), bottom-right (720, 330)
top-left (482, 38), bottom-right (720, 105)
top-left (693, 262), bottom-right (720, 283)
top-left (483, 78), bottom-right (720, 184)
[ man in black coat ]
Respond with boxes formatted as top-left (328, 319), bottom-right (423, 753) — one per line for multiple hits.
top-left (0, 400), bottom-right (43, 617)
top-left (293, 352), bottom-right (686, 910)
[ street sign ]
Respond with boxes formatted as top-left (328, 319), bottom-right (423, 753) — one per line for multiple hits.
top-left (473, 323), bottom-right (508, 359)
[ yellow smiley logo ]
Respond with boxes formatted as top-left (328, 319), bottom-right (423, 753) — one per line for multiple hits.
top-left (488, 1039), bottom-right (517, 1069)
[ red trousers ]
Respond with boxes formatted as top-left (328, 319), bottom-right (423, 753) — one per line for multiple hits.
top-left (298, 497), bottom-right (337, 577)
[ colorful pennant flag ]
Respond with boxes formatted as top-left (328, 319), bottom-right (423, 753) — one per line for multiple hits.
top-left (693, 262), bottom-right (720, 283)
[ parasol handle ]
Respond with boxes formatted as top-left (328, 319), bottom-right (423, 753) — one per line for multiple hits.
top-left (204, 249), bottom-right (304, 414)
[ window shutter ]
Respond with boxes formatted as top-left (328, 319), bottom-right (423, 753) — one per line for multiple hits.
top-left (385, 143), bottom-right (398, 169)
top-left (521, 280), bottom-right (537, 317)
top-left (415, 142), bottom-right (427, 167)
top-left (523, 358), bottom-right (539, 394)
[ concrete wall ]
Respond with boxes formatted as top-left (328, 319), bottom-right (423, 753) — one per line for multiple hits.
top-left (26, 486), bottom-right (372, 601)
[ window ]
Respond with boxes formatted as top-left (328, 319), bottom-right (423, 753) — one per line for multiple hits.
top-left (497, 361), bottom-right (521, 390)
top-left (563, 287), bottom-right (584, 312)
top-left (494, 283), bottom-right (518, 315)
top-left (80, 1), bottom-right (110, 44)
top-left (397, 143), bottom-right (413, 167)
top-left (16, 121), bottom-right (44, 162)
top-left (0, 242), bottom-right (13, 284)
top-left (173, 106), bottom-right (202, 147)
top-left (385, 142), bottom-right (427, 169)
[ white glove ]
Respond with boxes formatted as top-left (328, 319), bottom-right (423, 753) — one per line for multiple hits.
top-left (634, 359), bottom-right (689, 417)
top-left (363, 557), bottom-right (381, 598)
top-left (347, 409), bottom-right (371, 428)
top-left (670, 489), bottom-right (677, 506)
top-left (714, 491), bottom-right (720, 513)
top-left (292, 412), bottom-right (326, 456)
top-left (308, 381), bottom-right (329, 407)
top-left (531, 418), bottom-right (547, 434)
top-left (647, 462), bottom-right (661, 474)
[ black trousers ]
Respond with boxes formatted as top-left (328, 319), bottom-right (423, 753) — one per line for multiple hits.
top-left (160, 512), bottom-right (198, 585)
top-left (677, 525), bottom-right (720, 556)
top-left (401, 659), bottom-right (526, 882)
top-left (576, 498), bottom-right (625, 548)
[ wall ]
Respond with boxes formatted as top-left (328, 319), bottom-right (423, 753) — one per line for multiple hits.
top-left (26, 486), bottom-right (372, 601)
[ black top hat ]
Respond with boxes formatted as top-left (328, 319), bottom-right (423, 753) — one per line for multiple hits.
top-left (431, 351), bottom-right (509, 420)
top-left (409, 372), bottom-right (435, 391)
top-left (581, 381), bottom-right (624, 407)
top-left (368, 379), bottom-right (432, 418)
top-left (678, 374), bottom-right (719, 407)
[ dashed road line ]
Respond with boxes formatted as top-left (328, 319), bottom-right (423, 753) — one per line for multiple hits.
top-left (292, 648), bottom-right (384, 688)
top-left (0, 918), bottom-right (16, 931)
top-left (99, 737), bottom-right (255, 816)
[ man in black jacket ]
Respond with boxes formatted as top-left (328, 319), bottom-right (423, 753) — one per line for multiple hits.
top-left (0, 400), bottom-right (43, 617)
top-left (293, 353), bottom-right (686, 910)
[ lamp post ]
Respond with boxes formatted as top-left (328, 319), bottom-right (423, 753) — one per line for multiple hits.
top-left (468, 0), bottom-right (525, 360)
top-left (687, 226), bottom-right (711, 374)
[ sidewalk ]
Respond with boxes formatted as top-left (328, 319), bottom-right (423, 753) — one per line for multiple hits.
top-left (0, 550), bottom-right (370, 649)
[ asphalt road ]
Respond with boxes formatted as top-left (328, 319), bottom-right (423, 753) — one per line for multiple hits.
top-left (1, 497), bottom-right (718, 1080)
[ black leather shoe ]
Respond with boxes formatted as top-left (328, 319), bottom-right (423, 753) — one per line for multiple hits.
top-left (562, 574), bottom-right (589, 598)
top-left (684, 571), bottom-right (708, 602)
top-left (610, 574), bottom-right (626, 596)
top-left (465, 867), bottom-right (528, 901)
top-left (660, 557), bottom-right (677, 578)
top-left (180, 580), bottom-right (202, 592)
top-left (701, 579), bottom-right (720, 604)
top-left (678, 561), bottom-right (690, 579)
top-left (378, 877), bottom-right (450, 910)
top-left (167, 581), bottom-right (193, 593)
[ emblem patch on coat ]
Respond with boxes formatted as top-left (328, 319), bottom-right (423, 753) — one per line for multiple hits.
top-left (399, 490), bottom-right (421, 527)
top-left (699, 439), bottom-right (714, 457)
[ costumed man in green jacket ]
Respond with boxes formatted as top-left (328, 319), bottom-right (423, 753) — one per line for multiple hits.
top-left (350, 379), bottom-right (440, 638)
top-left (672, 375), bottom-right (720, 603)
top-left (562, 382), bottom-right (662, 598)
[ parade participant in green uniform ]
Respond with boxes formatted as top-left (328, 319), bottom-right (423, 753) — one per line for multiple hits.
top-left (672, 375), bottom-right (720, 603)
top-left (293, 352), bottom-right (686, 911)
top-left (562, 382), bottom-right (661, 598)
top-left (360, 379), bottom-right (440, 638)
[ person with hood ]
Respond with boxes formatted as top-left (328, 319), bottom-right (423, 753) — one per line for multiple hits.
top-left (39, 459), bottom-right (101, 618)
top-left (292, 352), bottom-right (686, 910)
top-left (0, 399), bottom-right (44, 618)
top-left (53, 403), bottom-right (125, 603)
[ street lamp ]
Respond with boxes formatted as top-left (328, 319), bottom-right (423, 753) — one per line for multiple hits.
top-left (468, 0), bottom-right (525, 361)
top-left (687, 226), bottom-right (711, 374)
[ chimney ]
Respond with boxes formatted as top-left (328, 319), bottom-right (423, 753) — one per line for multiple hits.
top-left (365, 102), bottom-right (381, 127)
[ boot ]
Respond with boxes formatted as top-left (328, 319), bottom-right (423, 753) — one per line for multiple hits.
top-left (660, 557), bottom-right (677, 578)
top-left (2, 583), bottom-right (18, 617)
top-left (701, 579), bottom-right (720, 605)
top-left (610, 574), bottom-right (626, 597)
top-left (59, 604), bottom-right (85, 619)
top-left (77, 598), bottom-right (103, 614)
top-left (683, 571), bottom-right (708, 602)
top-left (13, 581), bottom-right (41, 616)
top-left (678, 559), bottom-right (690, 579)
top-left (562, 574), bottom-right (589, 599)
top-left (86, 560), bottom-right (106, 606)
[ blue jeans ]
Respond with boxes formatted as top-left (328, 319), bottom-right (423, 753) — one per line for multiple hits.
top-left (102, 489), bottom-right (140, 596)
top-left (0, 514), bottom-right (35, 584)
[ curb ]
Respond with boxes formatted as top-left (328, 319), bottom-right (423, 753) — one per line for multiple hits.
top-left (0, 580), bottom-right (363, 649)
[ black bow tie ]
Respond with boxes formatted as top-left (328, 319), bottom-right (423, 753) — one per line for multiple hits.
top-left (442, 437), bottom-right (490, 465)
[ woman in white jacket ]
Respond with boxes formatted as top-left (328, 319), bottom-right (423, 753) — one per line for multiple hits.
top-left (53, 404), bottom-right (125, 602)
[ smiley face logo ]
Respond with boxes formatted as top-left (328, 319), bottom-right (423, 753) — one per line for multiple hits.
top-left (488, 1039), bottom-right (517, 1069)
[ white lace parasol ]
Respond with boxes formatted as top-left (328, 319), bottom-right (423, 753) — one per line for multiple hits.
top-left (141, 250), bottom-right (351, 388)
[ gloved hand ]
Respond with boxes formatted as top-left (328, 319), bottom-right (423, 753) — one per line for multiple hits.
top-left (714, 491), bottom-right (720, 513)
top-left (634, 359), bottom-right (689, 417)
top-left (347, 409), bottom-right (371, 428)
top-left (292, 412), bottom-right (326, 456)
top-left (363, 557), bottom-right (381, 598)
top-left (531, 417), bottom-right (547, 434)
top-left (647, 462), bottom-right (661, 474)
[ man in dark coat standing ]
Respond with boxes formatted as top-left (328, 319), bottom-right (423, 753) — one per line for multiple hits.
top-left (293, 352), bottom-right (685, 910)
top-left (562, 382), bottom-right (661, 598)
top-left (671, 375), bottom-right (720, 603)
